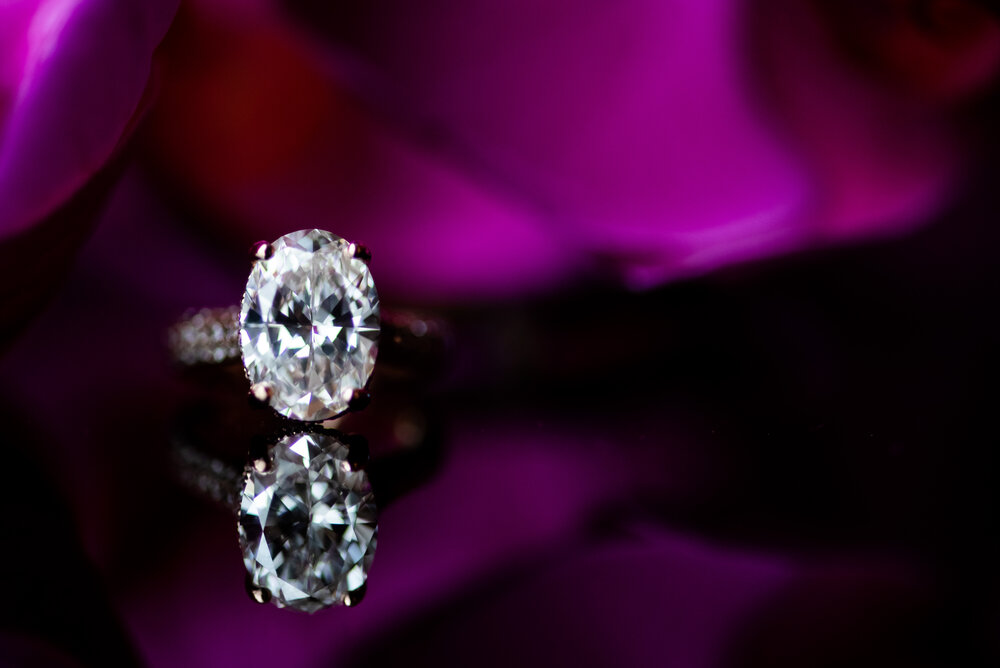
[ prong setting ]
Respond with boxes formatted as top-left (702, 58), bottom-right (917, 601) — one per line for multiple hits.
top-left (245, 574), bottom-right (272, 605)
top-left (250, 240), bottom-right (274, 263)
top-left (342, 584), bottom-right (366, 607)
top-left (249, 383), bottom-right (273, 407)
top-left (350, 242), bottom-right (372, 263)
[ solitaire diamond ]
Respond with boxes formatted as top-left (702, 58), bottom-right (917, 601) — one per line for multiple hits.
top-left (238, 432), bottom-right (378, 612)
top-left (240, 229), bottom-right (380, 421)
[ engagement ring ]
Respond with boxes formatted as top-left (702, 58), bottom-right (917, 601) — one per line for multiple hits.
top-left (170, 229), bottom-right (382, 421)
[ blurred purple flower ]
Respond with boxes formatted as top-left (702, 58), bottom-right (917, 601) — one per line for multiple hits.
top-left (139, 0), bottom-right (1000, 298)
top-left (0, 0), bottom-right (177, 340)
top-left (0, 0), bottom-right (177, 239)
top-left (295, 0), bottom-right (1000, 288)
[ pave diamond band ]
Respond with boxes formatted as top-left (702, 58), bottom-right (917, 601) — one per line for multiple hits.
top-left (168, 306), bottom-right (241, 366)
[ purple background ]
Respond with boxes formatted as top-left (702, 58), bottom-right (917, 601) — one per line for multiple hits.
top-left (1, 1), bottom-right (998, 666)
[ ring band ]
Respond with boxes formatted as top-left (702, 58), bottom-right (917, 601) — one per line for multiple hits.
top-left (167, 229), bottom-right (449, 422)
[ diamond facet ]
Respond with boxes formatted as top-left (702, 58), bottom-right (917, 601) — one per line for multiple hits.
top-left (240, 229), bottom-right (380, 421)
top-left (238, 432), bottom-right (378, 612)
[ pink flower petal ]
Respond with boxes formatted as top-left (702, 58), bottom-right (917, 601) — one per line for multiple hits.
top-left (0, 0), bottom-right (178, 241)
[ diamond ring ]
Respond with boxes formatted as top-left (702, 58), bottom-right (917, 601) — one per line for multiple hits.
top-left (169, 229), bottom-right (382, 422)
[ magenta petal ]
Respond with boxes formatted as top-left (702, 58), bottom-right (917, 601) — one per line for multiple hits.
top-left (0, 0), bottom-right (178, 241)
top-left (293, 0), bottom-right (811, 285)
top-left (226, 128), bottom-right (585, 301)
top-left (761, 0), bottom-right (963, 241)
top-left (293, 0), bottom-right (972, 287)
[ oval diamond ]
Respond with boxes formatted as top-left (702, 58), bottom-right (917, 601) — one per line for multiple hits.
top-left (240, 229), bottom-right (380, 421)
top-left (238, 432), bottom-right (378, 612)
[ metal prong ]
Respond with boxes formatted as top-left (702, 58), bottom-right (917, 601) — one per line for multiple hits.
top-left (245, 574), bottom-right (272, 605)
top-left (249, 383), bottom-right (272, 408)
top-left (251, 457), bottom-right (272, 474)
top-left (346, 388), bottom-right (371, 413)
top-left (350, 243), bottom-right (372, 263)
top-left (250, 240), bottom-right (273, 263)
top-left (342, 583), bottom-right (366, 607)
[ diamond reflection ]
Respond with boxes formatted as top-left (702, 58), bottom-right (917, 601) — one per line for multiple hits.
top-left (238, 431), bottom-right (378, 612)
